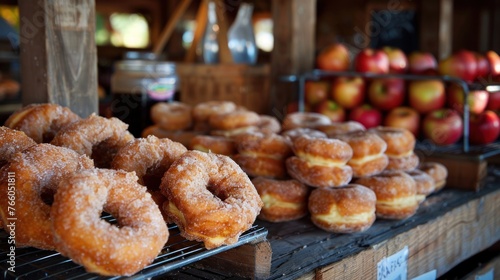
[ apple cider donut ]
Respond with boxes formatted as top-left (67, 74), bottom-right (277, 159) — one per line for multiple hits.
top-left (257, 115), bottom-right (282, 134)
top-left (281, 127), bottom-right (327, 141)
top-left (160, 150), bottom-right (262, 249)
top-left (209, 110), bottom-right (261, 131)
top-left (370, 126), bottom-right (419, 171)
top-left (234, 132), bottom-right (292, 160)
top-left (51, 114), bottom-right (134, 168)
top-left (418, 162), bottom-right (448, 192)
top-left (282, 112), bottom-right (331, 131)
top-left (0, 126), bottom-right (36, 167)
top-left (190, 135), bottom-right (237, 156)
top-left (192, 100), bottom-right (237, 123)
top-left (0, 144), bottom-right (94, 250)
top-left (252, 177), bottom-right (310, 222)
top-left (150, 101), bottom-right (193, 131)
top-left (5, 103), bottom-right (81, 143)
top-left (406, 169), bottom-right (435, 203)
top-left (51, 169), bottom-right (168, 276)
top-left (316, 121), bottom-right (366, 137)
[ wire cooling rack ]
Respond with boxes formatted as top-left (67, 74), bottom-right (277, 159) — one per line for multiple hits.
top-left (0, 222), bottom-right (268, 279)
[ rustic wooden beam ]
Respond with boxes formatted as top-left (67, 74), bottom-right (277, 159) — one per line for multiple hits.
top-left (419, 0), bottom-right (453, 60)
top-left (18, 0), bottom-right (98, 117)
top-left (153, 0), bottom-right (192, 56)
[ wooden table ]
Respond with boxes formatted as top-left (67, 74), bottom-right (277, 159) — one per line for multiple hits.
top-left (167, 164), bottom-right (500, 279)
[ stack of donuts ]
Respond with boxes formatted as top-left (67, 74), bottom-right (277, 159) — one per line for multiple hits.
top-left (0, 103), bottom-right (263, 276)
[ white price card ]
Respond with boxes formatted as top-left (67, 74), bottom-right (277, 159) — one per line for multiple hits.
top-left (377, 246), bottom-right (409, 280)
top-left (475, 268), bottom-right (494, 280)
top-left (412, 270), bottom-right (436, 280)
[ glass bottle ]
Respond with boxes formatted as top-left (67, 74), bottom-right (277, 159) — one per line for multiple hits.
top-left (202, 1), bottom-right (220, 64)
top-left (227, 3), bottom-right (257, 64)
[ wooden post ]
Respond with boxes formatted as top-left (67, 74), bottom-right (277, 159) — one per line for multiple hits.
top-left (270, 0), bottom-right (316, 118)
top-left (419, 0), bottom-right (453, 60)
top-left (18, 0), bottom-right (98, 118)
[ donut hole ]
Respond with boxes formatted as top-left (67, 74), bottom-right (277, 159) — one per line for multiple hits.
top-left (92, 140), bottom-right (119, 168)
top-left (100, 211), bottom-right (119, 226)
top-left (40, 188), bottom-right (56, 205)
top-left (142, 167), bottom-right (169, 190)
top-left (206, 183), bottom-right (230, 202)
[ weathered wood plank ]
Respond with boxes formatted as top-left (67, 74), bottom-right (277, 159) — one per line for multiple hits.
top-left (419, 0), bottom-right (453, 60)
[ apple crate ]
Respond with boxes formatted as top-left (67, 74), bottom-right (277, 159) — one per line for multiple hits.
top-left (176, 63), bottom-right (271, 114)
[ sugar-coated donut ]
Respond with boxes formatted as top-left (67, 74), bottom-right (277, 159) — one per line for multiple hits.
top-left (286, 135), bottom-right (353, 188)
top-left (282, 112), bottom-right (331, 131)
top-left (370, 126), bottom-right (419, 171)
top-left (5, 103), bottom-right (81, 143)
top-left (234, 132), bottom-right (292, 159)
top-left (150, 101), bottom-right (192, 131)
top-left (190, 135), bottom-right (237, 156)
top-left (209, 110), bottom-right (260, 131)
top-left (234, 154), bottom-right (287, 179)
top-left (0, 144), bottom-right (94, 250)
top-left (0, 126), bottom-right (36, 167)
top-left (51, 169), bottom-right (168, 276)
top-left (334, 130), bottom-right (388, 178)
top-left (281, 127), bottom-right (327, 141)
top-left (355, 170), bottom-right (418, 220)
top-left (257, 115), bottom-right (281, 134)
top-left (252, 177), bottom-right (310, 222)
top-left (316, 121), bottom-right (366, 137)
top-left (418, 162), bottom-right (448, 192)
top-left (308, 184), bottom-right (376, 233)
top-left (160, 150), bottom-right (262, 249)
top-left (210, 125), bottom-right (260, 138)
top-left (406, 169), bottom-right (435, 203)
top-left (192, 101), bottom-right (237, 123)
top-left (142, 125), bottom-right (203, 148)
top-left (51, 114), bottom-right (134, 168)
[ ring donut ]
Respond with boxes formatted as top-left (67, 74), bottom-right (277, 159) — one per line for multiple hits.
top-left (190, 135), bottom-right (237, 156)
top-left (192, 101), bottom-right (237, 123)
top-left (0, 144), bottom-right (94, 250)
top-left (282, 112), bottom-right (331, 131)
top-left (51, 169), bottom-right (168, 276)
top-left (418, 162), bottom-right (448, 192)
top-left (209, 110), bottom-right (261, 131)
top-left (406, 169), bottom-right (435, 203)
top-left (5, 103), bottom-right (81, 143)
top-left (0, 126), bottom-right (36, 167)
top-left (370, 126), bottom-right (419, 171)
top-left (281, 127), bottom-right (327, 141)
top-left (316, 121), bottom-right (366, 137)
top-left (150, 102), bottom-right (193, 131)
top-left (51, 114), bottom-right (134, 168)
top-left (257, 115), bottom-right (281, 134)
top-left (160, 150), bottom-right (262, 249)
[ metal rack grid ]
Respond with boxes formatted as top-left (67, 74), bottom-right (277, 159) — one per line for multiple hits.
top-left (0, 222), bottom-right (268, 279)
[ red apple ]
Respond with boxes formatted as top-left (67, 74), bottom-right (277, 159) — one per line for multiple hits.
top-left (486, 50), bottom-right (500, 78)
top-left (469, 110), bottom-right (500, 145)
top-left (330, 77), bottom-right (365, 109)
top-left (487, 91), bottom-right (500, 111)
top-left (408, 80), bottom-right (446, 114)
top-left (408, 51), bottom-right (438, 75)
top-left (447, 84), bottom-right (489, 114)
top-left (367, 78), bottom-right (405, 111)
top-left (316, 43), bottom-right (351, 71)
top-left (382, 46), bottom-right (408, 74)
top-left (384, 107), bottom-right (421, 137)
top-left (348, 104), bottom-right (383, 129)
top-left (315, 99), bottom-right (346, 122)
top-left (305, 81), bottom-right (329, 106)
top-left (354, 48), bottom-right (389, 74)
top-left (438, 50), bottom-right (478, 83)
top-left (422, 109), bottom-right (463, 146)
top-left (474, 52), bottom-right (490, 79)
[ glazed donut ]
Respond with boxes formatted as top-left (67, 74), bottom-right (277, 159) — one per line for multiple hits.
top-left (190, 135), bottom-right (237, 156)
top-left (0, 144), bottom-right (94, 250)
top-left (51, 114), bottom-right (134, 168)
top-left (334, 130), bottom-right (388, 178)
top-left (406, 169), bottom-right (435, 203)
top-left (257, 115), bottom-right (281, 134)
top-left (316, 121), bottom-right (366, 137)
top-left (160, 150), bottom-right (262, 249)
top-left (355, 170), bottom-right (418, 220)
top-left (150, 101), bottom-right (192, 131)
top-left (0, 126), bottom-right (36, 167)
top-left (286, 135), bottom-right (353, 188)
top-left (51, 169), bottom-right (168, 276)
top-left (252, 177), bottom-right (310, 222)
top-left (234, 154), bottom-right (287, 179)
top-left (142, 125), bottom-right (203, 148)
top-left (308, 184), bottom-right (376, 233)
top-left (209, 110), bottom-right (261, 131)
top-left (370, 126), bottom-right (419, 171)
top-left (192, 101), bottom-right (237, 123)
top-left (282, 112), bottom-right (331, 131)
top-left (418, 162), bottom-right (448, 192)
top-left (281, 127), bottom-right (327, 141)
top-left (5, 103), bottom-right (81, 143)
top-left (233, 132), bottom-right (292, 160)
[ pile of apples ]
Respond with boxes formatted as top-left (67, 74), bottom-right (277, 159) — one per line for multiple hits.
top-left (294, 43), bottom-right (500, 146)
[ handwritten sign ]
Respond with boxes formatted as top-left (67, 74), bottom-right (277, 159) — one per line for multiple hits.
top-left (377, 246), bottom-right (409, 280)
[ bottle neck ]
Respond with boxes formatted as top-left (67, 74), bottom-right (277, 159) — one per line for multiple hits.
top-left (235, 3), bottom-right (253, 24)
top-left (207, 1), bottom-right (217, 23)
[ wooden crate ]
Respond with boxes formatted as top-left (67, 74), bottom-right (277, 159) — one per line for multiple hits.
top-left (177, 63), bottom-right (271, 114)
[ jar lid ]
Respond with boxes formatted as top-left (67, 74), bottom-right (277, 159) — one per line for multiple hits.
top-left (114, 60), bottom-right (176, 75)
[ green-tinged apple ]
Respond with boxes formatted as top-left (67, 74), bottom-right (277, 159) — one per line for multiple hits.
top-left (422, 109), bottom-right (463, 146)
top-left (408, 80), bottom-right (446, 114)
top-left (316, 43), bottom-right (351, 71)
top-left (382, 46), bottom-right (408, 74)
top-left (486, 50), bottom-right (500, 78)
top-left (367, 78), bottom-right (405, 111)
top-left (354, 48), bottom-right (389, 74)
top-left (447, 84), bottom-right (489, 114)
top-left (408, 51), bottom-right (437, 75)
top-left (348, 104), bottom-right (382, 129)
top-left (315, 99), bottom-right (346, 122)
top-left (384, 107), bottom-right (421, 137)
top-left (438, 50), bottom-right (478, 83)
top-left (469, 110), bottom-right (500, 145)
top-left (330, 77), bottom-right (365, 109)
top-left (305, 81), bottom-right (329, 107)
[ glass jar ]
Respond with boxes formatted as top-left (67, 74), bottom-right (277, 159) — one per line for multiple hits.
top-left (110, 59), bottom-right (178, 137)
